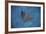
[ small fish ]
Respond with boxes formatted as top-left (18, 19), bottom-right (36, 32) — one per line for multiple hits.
top-left (21, 11), bottom-right (32, 22)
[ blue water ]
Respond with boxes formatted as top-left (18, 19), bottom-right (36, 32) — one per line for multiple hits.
top-left (11, 6), bottom-right (41, 28)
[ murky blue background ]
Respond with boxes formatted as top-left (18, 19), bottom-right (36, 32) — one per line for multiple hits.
top-left (11, 6), bottom-right (41, 28)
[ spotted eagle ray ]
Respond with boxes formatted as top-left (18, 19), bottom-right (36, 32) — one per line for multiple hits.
top-left (21, 11), bottom-right (32, 22)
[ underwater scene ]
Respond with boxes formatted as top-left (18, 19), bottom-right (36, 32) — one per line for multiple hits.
top-left (11, 6), bottom-right (41, 28)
